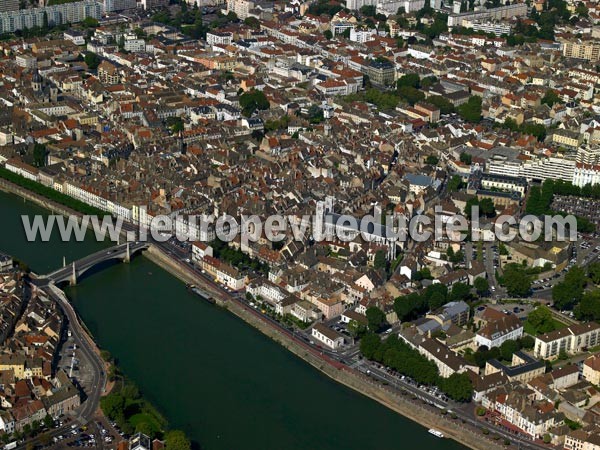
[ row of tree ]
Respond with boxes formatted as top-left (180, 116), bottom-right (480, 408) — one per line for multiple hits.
top-left (360, 334), bottom-right (473, 402)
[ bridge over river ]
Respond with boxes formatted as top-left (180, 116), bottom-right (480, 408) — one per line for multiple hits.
top-left (38, 241), bottom-right (149, 285)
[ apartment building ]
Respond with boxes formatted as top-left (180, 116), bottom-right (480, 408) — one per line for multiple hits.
top-left (345, 0), bottom-right (375, 11)
top-left (225, 0), bottom-right (255, 19)
top-left (367, 59), bottom-right (395, 86)
top-left (102, 0), bottom-right (137, 12)
top-left (572, 163), bottom-right (600, 187)
top-left (533, 322), bottom-right (600, 359)
top-left (206, 31), bottom-right (233, 47)
top-left (5, 159), bottom-right (39, 182)
top-left (488, 156), bottom-right (577, 183)
top-left (0, 0), bottom-right (19, 13)
top-left (469, 20), bottom-right (511, 36)
top-left (552, 129), bottom-right (583, 149)
top-left (447, 3), bottom-right (527, 28)
top-left (0, 0), bottom-right (102, 34)
top-left (562, 39), bottom-right (600, 62)
top-left (139, 0), bottom-right (169, 9)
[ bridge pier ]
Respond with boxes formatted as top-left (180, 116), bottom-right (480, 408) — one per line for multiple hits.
top-left (124, 242), bottom-right (130, 263)
top-left (70, 262), bottom-right (77, 286)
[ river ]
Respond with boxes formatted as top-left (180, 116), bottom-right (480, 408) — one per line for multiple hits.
top-left (0, 190), bottom-right (467, 450)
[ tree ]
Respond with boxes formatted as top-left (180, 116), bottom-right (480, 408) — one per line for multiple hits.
top-left (500, 339), bottom-right (519, 361)
top-left (502, 263), bottom-right (531, 297)
top-left (33, 143), bottom-right (46, 167)
top-left (440, 373), bottom-right (473, 402)
top-left (165, 430), bottom-right (191, 450)
top-left (393, 292), bottom-right (427, 322)
top-left (397, 86), bottom-right (425, 105)
top-left (374, 250), bottom-right (387, 270)
top-left (575, 290), bottom-right (600, 321)
top-left (360, 4), bottom-right (377, 16)
top-left (306, 104), bottom-right (324, 124)
top-left (82, 17), bottom-right (99, 28)
top-left (425, 155), bottom-right (439, 165)
top-left (84, 51), bottom-right (101, 71)
top-left (553, 265), bottom-right (586, 310)
top-left (100, 393), bottom-right (125, 420)
top-left (588, 262), bottom-right (600, 285)
top-left (366, 306), bottom-right (386, 332)
top-left (239, 89), bottom-right (270, 117)
top-left (323, 29), bottom-right (333, 40)
top-left (575, 1), bottom-right (588, 16)
top-left (459, 152), bottom-right (472, 165)
top-left (166, 116), bottom-right (184, 133)
top-left (360, 332), bottom-right (381, 359)
top-left (136, 420), bottom-right (159, 439)
top-left (478, 198), bottom-right (496, 218)
top-left (396, 73), bottom-right (420, 89)
top-left (43, 414), bottom-right (54, 429)
top-left (449, 282), bottom-right (471, 302)
top-left (527, 306), bottom-right (555, 334)
top-left (427, 95), bottom-right (455, 115)
top-left (347, 319), bottom-right (367, 338)
top-left (519, 335), bottom-right (535, 349)
top-left (474, 277), bottom-right (489, 296)
top-left (447, 175), bottom-right (463, 192)
top-left (244, 16), bottom-right (260, 29)
top-left (458, 96), bottom-right (482, 123)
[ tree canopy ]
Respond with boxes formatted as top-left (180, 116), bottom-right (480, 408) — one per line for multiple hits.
top-left (165, 430), bottom-right (191, 450)
top-left (458, 96), bottom-right (482, 123)
top-left (527, 306), bottom-right (555, 334)
top-left (239, 89), bottom-right (270, 117)
top-left (501, 263), bottom-right (532, 297)
top-left (366, 306), bottom-right (387, 332)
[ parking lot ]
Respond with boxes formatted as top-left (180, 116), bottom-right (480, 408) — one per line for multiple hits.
top-left (56, 328), bottom-right (96, 394)
top-left (475, 302), bottom-right (535, 320)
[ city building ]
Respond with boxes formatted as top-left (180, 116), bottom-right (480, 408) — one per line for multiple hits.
top-left (366, 59), bottom-right (395, 86)
top-left (0, 0), bottom-right (19, 13)
top-left (206, 31), bottom-right (234, 47)
top-left (561, 38), bottom-right (600, 62)
top-left (475, 314), bottom-right (523, 349)
top-left (447, 3), bottom-right (528, 28)
top-left (102, 0), bottom-right (137, 12)
top-left (533, 323), bottom-right (600, 359)
top-left (139, 0), bottom-right (170, 9)
top-left (311, 323), bottom-right (344, 349)
top-left (582, 354), bottom-right (600, 385)
top-left (484, 352), bottom-right (545, 383)
top-left (0, 0), bottom-right (103, 34)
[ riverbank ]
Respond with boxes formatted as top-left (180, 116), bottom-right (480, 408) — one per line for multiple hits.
top-left (0, 179), bottom-right (500, 450)
top-left (144, 245), bottom-right (506, 450)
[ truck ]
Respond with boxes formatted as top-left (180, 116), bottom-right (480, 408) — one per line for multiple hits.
top-left (4, 441), bottom-right (17, 450)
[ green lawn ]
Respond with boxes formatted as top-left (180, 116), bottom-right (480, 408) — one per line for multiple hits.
top-left (523, 318), bottom-right (567, 336)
